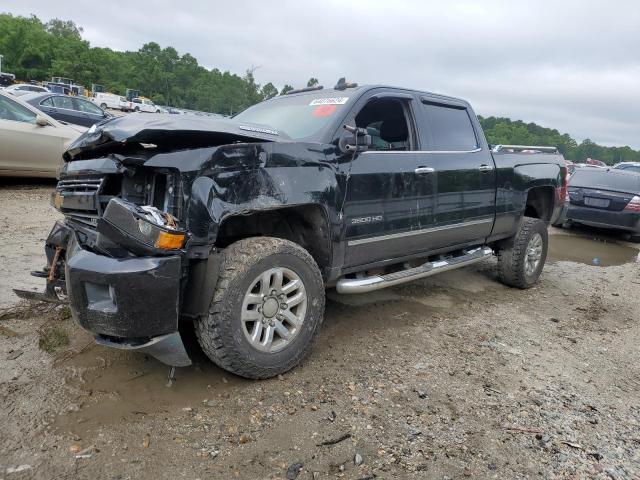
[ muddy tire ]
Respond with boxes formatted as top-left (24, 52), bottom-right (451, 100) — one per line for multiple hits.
top-left (195, 237), bottom-right (325, 379)
top-left (497, 217), bottom-right (548, 289)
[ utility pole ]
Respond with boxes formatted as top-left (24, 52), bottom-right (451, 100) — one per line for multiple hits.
top-left (0, 54), bottom-right (4, 73)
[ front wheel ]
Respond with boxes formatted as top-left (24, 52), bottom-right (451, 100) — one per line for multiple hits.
top-left (497, 216), bottom-right (548, 289)
top-left (100, 103), bottom-right (108, 109)
top-left (195, 237), bottom-right (325, 379)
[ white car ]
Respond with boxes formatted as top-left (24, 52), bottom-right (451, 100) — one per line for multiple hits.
top-left (131, 97), bottom-right (162, 113)
top-left (93, 92), bottom-right (132, 112)
top-left (0, 91), bottom-right (85, 178)
top-left (4, 83), bottom-right (50, 97)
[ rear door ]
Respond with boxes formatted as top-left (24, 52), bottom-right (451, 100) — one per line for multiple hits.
top-left (50, 95), bottom-right (81, 124)
top-left (341, 90), bottom-right (437, 267)
top-left (416, 98), bottom-right (496, 249)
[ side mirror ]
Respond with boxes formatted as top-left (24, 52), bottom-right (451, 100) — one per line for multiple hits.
top-left (35, 115), bottom-right (49, 127)
top-left (339, 124), bottom-right (371, 154)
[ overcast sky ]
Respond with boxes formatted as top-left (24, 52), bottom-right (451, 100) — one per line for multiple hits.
top-left (5, 0), bottom-right (640, 148)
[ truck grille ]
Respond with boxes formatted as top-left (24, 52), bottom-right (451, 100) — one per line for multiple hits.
top-left (57, 177), bottom-right (104, 193)
top-left (56, 176), bottom-right (107, 227)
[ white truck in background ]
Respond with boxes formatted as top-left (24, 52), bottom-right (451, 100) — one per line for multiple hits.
top-left (93, 92), bottom-right (132, 112)
top-left (131, 97), bottom-right (162, 113)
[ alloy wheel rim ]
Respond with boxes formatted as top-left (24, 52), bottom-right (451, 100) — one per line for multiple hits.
top-left (525, 233), bottom-right (543, 276)
top-left (241, 267), bottom-right (307, 353)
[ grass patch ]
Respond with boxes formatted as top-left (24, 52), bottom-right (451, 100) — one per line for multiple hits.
top-left (38, 326), bottom-right (70, 353)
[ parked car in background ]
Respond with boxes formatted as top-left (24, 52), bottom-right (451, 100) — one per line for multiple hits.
top-left (3, 83), bottom-right (50, 97)
top-left (614, 162), bottom-right (640, 174)
top-left (22, 93), bottom-right (112, 127)
top-left (93, 92), bottom-right (132, 112)
top-left (565, 168), bottom-right (640, 240)
top-left (0, 91), bottom-right (84, 178)
top-left (131, 97), bottom-right (161, 113)
top-left (0, 72), bottom-right (16, 87)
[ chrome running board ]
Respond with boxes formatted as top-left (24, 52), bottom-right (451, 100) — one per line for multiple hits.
top-left (336, 246), bottom-right (493, 294)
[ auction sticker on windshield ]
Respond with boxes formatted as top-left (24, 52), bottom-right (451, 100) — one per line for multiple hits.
top-left (309, 97), bottom-right (349, 105)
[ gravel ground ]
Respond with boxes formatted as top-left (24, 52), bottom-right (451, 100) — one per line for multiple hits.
top-left (1, 182), bottom-right (639, 480)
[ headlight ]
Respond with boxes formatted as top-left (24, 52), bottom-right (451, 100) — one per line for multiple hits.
top-left (98, 198), bottom-right (187, 253)
top-left (136, 216), bottom-right (186, 250)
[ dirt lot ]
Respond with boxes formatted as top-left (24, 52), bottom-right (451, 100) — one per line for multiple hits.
top-left (1, 181), bottom-right (639, 480)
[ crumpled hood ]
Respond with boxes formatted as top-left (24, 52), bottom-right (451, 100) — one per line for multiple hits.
top-left (63, 113), bottom-right (290, 161)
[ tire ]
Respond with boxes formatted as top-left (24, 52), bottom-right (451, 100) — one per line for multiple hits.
top-left (629, 234), bottom-right (640, 243)
top-left (100, 103), bottom-right (107, 109)
top-left (134, 106), bottom-right (140, 112)
top-left (195, 237), bottom-right (325, 379)
top-left (497, 216), bottom-right (548, 289)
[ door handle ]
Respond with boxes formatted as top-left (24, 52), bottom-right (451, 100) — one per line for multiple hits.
top-left (478, 164), bottom-right (494, 172)
top-left (414, 167), bottom-right (435, 174)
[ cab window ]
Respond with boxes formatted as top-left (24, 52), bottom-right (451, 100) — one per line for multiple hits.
top-left (355, 98), bottom-right (414, 151)
top-left (52, 96), bottom-right (75, 110)
top-left (422, 102), bottom-right (478, 151)
top-left (75, 99), bottom-right (103, 115)
top-left (0, 95), bottom-right (37, 123)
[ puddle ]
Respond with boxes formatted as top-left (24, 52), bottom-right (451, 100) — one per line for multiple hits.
top-left (548, 235), bottom-right (638, 267)
top-left (54, 334), bottom-right (244, 438)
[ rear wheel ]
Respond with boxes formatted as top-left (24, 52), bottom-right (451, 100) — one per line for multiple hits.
top-left (100, 103), bottom-right (107, 109)
top-left (195, 237), bottom-right (325, 379)
top-left (497, 216), bottom-right (548, 289)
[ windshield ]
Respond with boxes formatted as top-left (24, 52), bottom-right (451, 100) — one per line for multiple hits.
top-left (233, 92), bottom-right (351, 140)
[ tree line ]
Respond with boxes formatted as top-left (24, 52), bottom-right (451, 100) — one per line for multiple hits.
top-left (1, 13), bottom-right (638, 163)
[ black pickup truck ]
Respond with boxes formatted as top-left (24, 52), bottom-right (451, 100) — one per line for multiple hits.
top-left (23, 80), bottom-right (567, 378)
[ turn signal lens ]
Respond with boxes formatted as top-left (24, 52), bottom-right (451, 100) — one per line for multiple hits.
top-left (154, 231), bottom-right (186, 250)
top-left (624, 195), bottom-right (640, 212)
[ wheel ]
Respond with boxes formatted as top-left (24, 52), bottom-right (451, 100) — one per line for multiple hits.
top-left (156, 109), bottom-right (161, 113)
top-left (134, 106), bottom-right (140, 112)
top-left (497, 216), bottom-right (548, 289)
top-left (195, 237), bottom-right (325, 379)
top-left (629, 234), bottom-right (640, 243)
top-left (100, 103), bottom-right (108, 109)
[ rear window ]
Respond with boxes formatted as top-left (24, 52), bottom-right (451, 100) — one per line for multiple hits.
top-left (570, 169), bottom-right (640, 193)
top-left (423, 103), bottom-right (478, 151)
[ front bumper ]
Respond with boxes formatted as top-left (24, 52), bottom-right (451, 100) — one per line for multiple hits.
top-left (566, 204), bottom-right (640, 233)
top-left (48, 221), bottom-right (192, 366)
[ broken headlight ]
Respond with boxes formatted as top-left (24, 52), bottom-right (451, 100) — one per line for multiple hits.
top-left (97, 198), bottom-right (187, 254)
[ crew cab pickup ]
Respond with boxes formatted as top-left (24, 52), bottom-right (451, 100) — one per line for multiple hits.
top-left (23, 81), bottom-right (567, 379)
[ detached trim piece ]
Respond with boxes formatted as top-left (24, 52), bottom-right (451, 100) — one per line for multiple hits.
top-left (336, 246), bottom-right (493, 294)
top-left (95, 332), bottom-right (192, 367)
top-left (347, 217), bottom-right (493, 247)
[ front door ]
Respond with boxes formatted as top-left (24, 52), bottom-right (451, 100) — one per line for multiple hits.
top-left (341, 94), bottom-right (437, 267)
top-left (0, 95), bottom-right (63, 175)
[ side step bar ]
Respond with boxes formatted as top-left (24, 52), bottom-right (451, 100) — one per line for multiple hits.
top-left (336, 246), bottom-right (493, 294)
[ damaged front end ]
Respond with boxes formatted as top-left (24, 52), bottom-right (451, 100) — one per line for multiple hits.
top-left (19, 114), bottom-right (286, 367)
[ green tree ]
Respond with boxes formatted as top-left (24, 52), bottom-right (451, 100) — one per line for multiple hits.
top-left (306, 77), bottom-right (319, 87)
top-left (280, 84), bottom-right (294, 95)
top-left (261, 82), bottom-right (278, 100)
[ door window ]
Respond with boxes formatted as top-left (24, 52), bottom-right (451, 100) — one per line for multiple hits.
top-left (0, 95), bottom-right (37, 123)
top-left (75, 99), bottom-right (104, 115)
top-left (40, 97), bottom-right (55, 107)
top-left (423, 103), bottom-right (478, 151)
top-left (52, 96), bottom-right (75, 110)
top-left (355, 98), bottom-right (413, 151)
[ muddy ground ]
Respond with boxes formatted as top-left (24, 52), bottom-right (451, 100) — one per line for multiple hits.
top-left (1, 180), bottom-right (639, 480)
